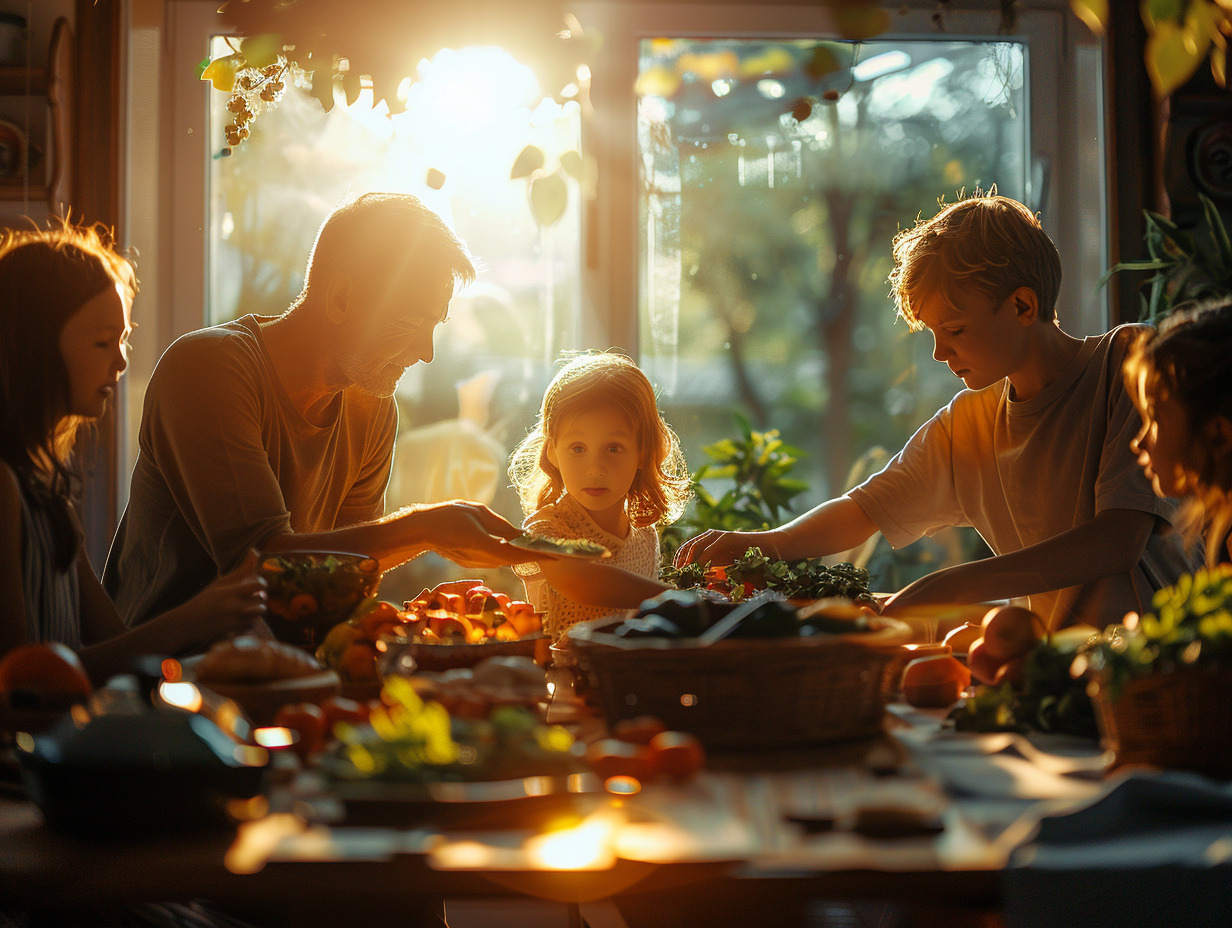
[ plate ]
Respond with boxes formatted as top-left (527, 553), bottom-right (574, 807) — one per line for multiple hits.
top-left (325, 772), bottom-right (604, 828)
top-left (507, 535), bottom-right (611, 560)
top-left (180, 655), bottom-right (340, 726)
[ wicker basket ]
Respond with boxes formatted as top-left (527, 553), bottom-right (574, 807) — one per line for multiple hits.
top-left (1091, 667), bottom-right (1232, 779)
top-left (566, 616), bottom-right (912, 750)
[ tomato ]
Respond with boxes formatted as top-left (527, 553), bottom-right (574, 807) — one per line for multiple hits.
top-left (611, 715), bottom-right (668, 745)
top-left (648, 731), bottom-right (705, 781)
top-left (286, 593), bottom-right (319, 619)
top-left (339, 641), bottom-right (380, 682)
top-left (585, 738), bottom-right (658, 783)
top-left (966, 638), bottom-right (1004, 686)
top-left (901, 655), bottom-right (971, 708)
top-left (319, 695), bottom-right (370, 729)
top-left (273, 702), bottom-right (329, 760)
top-left (980, 605), bottom-right (1043, 662)
top-left (0, 642), bottom-right (93, 706)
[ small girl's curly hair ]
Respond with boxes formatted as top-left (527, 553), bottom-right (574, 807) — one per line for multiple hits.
top-left (1123, 297), bottom-right (1232, 566)
top-left (508, 352), bottom-right (692, 528)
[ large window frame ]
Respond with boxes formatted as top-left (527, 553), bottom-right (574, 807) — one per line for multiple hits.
top-left (122, 1), bottom-right (1108, 533)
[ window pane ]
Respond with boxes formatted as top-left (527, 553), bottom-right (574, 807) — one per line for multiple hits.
top-left (639, 38), bottom-right (1028, 579)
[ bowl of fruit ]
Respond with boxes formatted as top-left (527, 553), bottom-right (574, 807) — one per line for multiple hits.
top-left (380, 581), bottom-right (549, 674)
top-left (259, 551), bottom-right (380, 650)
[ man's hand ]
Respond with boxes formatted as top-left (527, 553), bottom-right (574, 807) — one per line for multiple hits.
top-left (418, 501), bottom-right (526, 569)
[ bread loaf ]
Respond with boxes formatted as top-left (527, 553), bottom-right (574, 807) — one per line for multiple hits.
top-left (196, 635), bottom-right (322, 684)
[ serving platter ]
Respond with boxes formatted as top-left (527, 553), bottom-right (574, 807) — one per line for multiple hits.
top-left (506, 534), bottom-right (611, 560)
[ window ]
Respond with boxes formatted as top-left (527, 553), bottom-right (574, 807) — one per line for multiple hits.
top-left (126, 1), bottom-right (1106, 594)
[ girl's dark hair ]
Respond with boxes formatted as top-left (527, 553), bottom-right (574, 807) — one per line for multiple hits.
top-left (1124, 296), bottom-right (1232, 565)
top-left (0, 223), bottom-right (137, 568)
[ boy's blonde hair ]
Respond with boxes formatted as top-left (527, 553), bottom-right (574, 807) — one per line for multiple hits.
top-left (508, 352), bottom-right (692, 528)
top-left (889, 191), bottom-right (1062, 331)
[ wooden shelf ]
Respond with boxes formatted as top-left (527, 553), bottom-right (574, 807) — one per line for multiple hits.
top-left (0, 183), bottom-right (48, 202)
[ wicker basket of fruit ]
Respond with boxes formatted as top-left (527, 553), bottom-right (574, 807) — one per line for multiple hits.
top-left (1084, 566), bottom-right (1232, 779)
top-left (566, 590), bottom-right (911, 750)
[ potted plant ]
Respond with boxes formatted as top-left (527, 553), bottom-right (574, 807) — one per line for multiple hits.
top-left (1083, 565), bottom-right (1232, 778)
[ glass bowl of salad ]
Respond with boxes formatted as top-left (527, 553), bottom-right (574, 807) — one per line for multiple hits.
top-left (259, 551), bottom-right (380, 650)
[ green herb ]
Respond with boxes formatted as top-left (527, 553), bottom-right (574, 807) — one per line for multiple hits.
top-left (660, 545), bottom-right (874, 604)
top-left (1083, 565), bottom-right (1232, 699)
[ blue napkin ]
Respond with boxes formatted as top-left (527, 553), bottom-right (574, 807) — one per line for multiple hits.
top-left (1003, 769), bottom-right (1232, 927)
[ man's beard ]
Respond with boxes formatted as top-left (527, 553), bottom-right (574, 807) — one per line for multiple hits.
top-left (338, 347), bottom-right (405, 398)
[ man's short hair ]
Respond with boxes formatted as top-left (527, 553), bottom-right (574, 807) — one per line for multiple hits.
top-left (303, 192), bottom-right (476, 298)
top-left (889, 192), bottom-right (1062, 330)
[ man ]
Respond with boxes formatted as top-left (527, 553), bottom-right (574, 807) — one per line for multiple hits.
top-left (104, 193), bottom-right (527, 627)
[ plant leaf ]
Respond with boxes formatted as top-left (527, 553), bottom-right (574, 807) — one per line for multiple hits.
top-left (200, 54), bottom-right (244, 93)
top-left (558, 149), bottom-right (583, 179)
top-left (511, 145), bottom-right (546, 180)
top-left (1069, 0), bottom-right (1108, 35)
top-left (239, 34), bottom-right (282, 70)
top-left (529, 172), bottom-right (568, 226)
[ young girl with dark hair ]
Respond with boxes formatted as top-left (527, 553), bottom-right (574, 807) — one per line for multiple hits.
top-left (0, 223), bottom-right (267, 681)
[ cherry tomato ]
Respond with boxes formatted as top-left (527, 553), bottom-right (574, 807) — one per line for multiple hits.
top-left (273, 702), bottom-right (329, 760)
top-left (319, 695), bottom-right (370, 729)
top-left (585, 738), bottom-right (658, 783)
top-left (0, 642), bottom-right (93, 706)
top-left (648, 731), bottom-right (706, 781)
top-left (611, 715), bottom-right (668, 745)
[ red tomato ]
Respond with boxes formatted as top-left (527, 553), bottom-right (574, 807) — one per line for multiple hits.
top-left (0, 642), bottom-right (93, 705)
top-left (273, 702), bottom-right (329, 760)
top-left (611, 715), bottom-right (668, 745)
top-left (585, 738), bottom-right (658, 783)
top-left (319, 695), bottom-right (370, 729)
top-left (648, 731), bottom-right (706, 781)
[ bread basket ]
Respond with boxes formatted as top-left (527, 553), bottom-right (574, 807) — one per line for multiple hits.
top-left (566, 614), bottom-right (912, 750)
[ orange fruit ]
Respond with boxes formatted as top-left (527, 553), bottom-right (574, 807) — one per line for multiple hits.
top-left (0, 642), bottom-right (93, 706)
top-left (611, 715), bottom-right (668, 745)
top-left (980, 605), bottom-right (1043, 662)
top-left (339, 641), bottom-right (380, 682)
top-left (585, 738), bottom-right (658, 783)
top-left (901, 654), bottom-right (971, 708)
top-left (966, 638), bottom-right (1004, 686)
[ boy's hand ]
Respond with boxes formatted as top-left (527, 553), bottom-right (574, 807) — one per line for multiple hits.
top-left (673, 529), bottom-right (767, 568)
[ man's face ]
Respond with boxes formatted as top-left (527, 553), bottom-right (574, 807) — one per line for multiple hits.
top-left (336, 269), bottom-right (454, 398)
top-left (916, 287), bottom-right (1027, 392)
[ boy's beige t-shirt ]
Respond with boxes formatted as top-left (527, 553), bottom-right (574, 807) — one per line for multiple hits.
top-left (848, 324), bottom-right (1196, 630)
top-left (103, 315), bottom-right (397, 627)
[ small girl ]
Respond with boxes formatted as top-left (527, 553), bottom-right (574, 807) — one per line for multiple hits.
top-left (0, 223), bottom-right (267, 680)
top-left (1125, 297), bottom-right (1232, 567)
top-left (508, 352), bottom-right (692, 641)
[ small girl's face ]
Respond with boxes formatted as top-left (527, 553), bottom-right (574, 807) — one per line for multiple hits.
top-left (1131, 370), bottom-right (1193, 499)
top-left (547, 402), bottom-right (641, 531)
top-left (58, 283), bottom-right (131, 419)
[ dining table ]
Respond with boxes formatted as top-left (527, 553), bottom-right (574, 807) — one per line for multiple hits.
top-left (2, 670), bottom-right (1231, 928)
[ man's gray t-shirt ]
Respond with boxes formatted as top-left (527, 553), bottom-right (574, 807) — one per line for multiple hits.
top-left (103, 315), bottom-right (397, 627)
top-left (848, 324), bottom-right (1195, 629)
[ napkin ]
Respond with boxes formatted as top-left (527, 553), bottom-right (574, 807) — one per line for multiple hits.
top-left (1002, 769), bottom-right (1232, 928)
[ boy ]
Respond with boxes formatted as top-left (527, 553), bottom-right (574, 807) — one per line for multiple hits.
top-left (673, 193), bottom-right (1195, 630)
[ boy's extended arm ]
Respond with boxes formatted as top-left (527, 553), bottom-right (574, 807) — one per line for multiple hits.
top-left (673, 496), bottom-right (879, 567)
top-left (881, 507), bottom-right (1157, 616)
